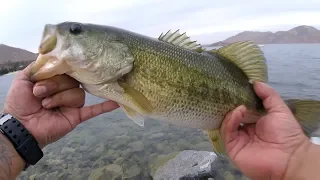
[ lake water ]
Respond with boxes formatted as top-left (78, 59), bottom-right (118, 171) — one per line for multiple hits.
top-left (1, 44), bottom-right (320, 179)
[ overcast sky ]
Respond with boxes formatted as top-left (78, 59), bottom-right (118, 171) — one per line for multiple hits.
top-left (1, 0), bottom-right (320, 52)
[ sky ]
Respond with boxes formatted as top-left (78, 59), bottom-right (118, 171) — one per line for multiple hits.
top-left (0, 0), bottom-right (320, 53)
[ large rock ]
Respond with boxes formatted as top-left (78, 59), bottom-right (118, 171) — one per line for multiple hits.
top-left (153, 150), bottom-right (217, 179)
top-left (153, 150), bottom-right (248, 180)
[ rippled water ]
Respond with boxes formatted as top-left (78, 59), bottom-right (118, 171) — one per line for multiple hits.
top-left (0, 44), bottom-right (320, 179)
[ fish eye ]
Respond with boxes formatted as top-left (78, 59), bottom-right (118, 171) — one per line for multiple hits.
top-left (70, 23), bottom-right (83, 35)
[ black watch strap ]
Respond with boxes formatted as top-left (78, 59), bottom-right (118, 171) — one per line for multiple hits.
top-left (0, 113), bottom-right (43, 166)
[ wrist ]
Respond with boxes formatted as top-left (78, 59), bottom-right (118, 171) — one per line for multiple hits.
top-left (0, 132), bottom-right (25, 179)
top-left (0, 112), bottom-right (43, 170)
top-left (3, 108), bottom-right (46, 149)
top-left (282, 139), bottom-right (317, 180)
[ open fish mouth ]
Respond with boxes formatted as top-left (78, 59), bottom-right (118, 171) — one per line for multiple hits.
top-left (30, 54), bottom-right (71, 82)
top-left (30, 24), bottom-right (71, 82)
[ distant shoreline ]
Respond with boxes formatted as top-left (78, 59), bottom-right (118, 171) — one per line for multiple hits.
top-left (0, 61), bottom-right (33, 76)
top-left (204, 43), bottom-right (320, 48)
top-left (0, 70), bottom-right (20, 77)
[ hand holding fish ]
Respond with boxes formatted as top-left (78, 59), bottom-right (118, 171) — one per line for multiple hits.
top-left (221, 81), bottom-right (316, 180)
top-left (3, 62), bottom-right (119, 148)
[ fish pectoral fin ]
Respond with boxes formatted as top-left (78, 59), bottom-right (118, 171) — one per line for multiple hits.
top-left (121, 104), bottom-right (145, 127)
top-left (118, 81), bottom-right (153, 115)
top-left (210, 41), bottom-right (268, 83)
top-left (158, 29), bottom-right (204, 51)
top-left (203, 129), bottom-right (227, 157)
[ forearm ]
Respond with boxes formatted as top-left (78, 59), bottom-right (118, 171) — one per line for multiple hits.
top-left (284, 141), bottom-right (320, 180)
top-left (0, 133), bottom-right (25, 180)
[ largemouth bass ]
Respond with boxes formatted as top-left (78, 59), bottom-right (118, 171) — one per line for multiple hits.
top-left (30, 22), bottom-right (320, 155)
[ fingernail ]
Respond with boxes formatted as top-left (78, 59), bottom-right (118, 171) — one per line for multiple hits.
top-left (42, 98), bottom-right (51, 107)
top-left (34, 86), bottom-right (47, 96)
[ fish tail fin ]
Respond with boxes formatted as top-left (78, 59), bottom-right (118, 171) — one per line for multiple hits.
top-left (285, 99), bottom-right (320, 137)
top-left (203, 129), bottom-right (227, 157)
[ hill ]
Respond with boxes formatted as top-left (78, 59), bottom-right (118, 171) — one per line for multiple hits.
top-left (210, 25), bottom-right (320, 46)
top-left (0, 44), bottom-right (37, 64)
top-left (0, 44), bottom-right (37, 75)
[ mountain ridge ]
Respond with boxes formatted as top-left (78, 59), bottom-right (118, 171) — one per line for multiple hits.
top-left (210, 25), bottom-right (320, 46)
top-left (0, 44), bottom-right (37, 64)
top-left (0, 44), bottom-right (36, 75)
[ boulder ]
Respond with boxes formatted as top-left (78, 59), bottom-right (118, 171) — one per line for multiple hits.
top-left (153, 150), bottom-right (249, 180)
top-left (153, 150), bottom-right (217, 179)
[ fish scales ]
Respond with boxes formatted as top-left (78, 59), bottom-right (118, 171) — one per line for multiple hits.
top-left (117, 31), bottom-right (261, 129)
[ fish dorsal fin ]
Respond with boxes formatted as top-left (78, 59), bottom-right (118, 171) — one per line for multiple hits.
top-left (158, 29), bottom-right (202, 50)
top-left (212, 41), bottom-right (268, 82)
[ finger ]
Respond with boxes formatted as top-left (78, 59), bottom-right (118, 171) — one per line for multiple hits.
top-left (22, 61), bottom-right (35, 79)
top-left (221, 105), bottom-right (247, 144)
top-left (79, 101), bottom-right (120, 122)
top-left (253, 81), bottom-right (290, 112)
top-left (33, 75), bottom-right (79, 97)
top-left (42, 88), bottom-right (85, 108)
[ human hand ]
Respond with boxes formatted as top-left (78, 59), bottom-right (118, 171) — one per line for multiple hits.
top-left (3, 63), bottom-right (119, 148)
top-left (221, 82), bottom-right (311, 180)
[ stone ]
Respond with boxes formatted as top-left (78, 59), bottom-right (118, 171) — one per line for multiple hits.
top-left (79, 145), bottom-right (90, 151)
top-left (70, 168), bottom-right (87, 179)
top-left (114, 157), bottom-right (125, 165)
top-left (223, 171), bottom-right (236, 180)
top-left (148, 151), bottom-right (180, 177)
top-left (121, 148), bottom-right (133, 158)
top-left (95, 143), bottom-right (105, 153)
top-left (113, 135), bottom-right (131, 149)
top-left (195, 141), bottom-right (212, 151)
top-left (153, 150), bottom-right (217, 180)
top-left (128, 141), bottom-right (144, 152)
top-left (148, 133), bottom-right (165, 140)
top-left (176, 139), bottom-right (192, 150)
top-left (155, 143), bottom-right (166, 152)
top-left (28, 174), bottom-right (37, 180)
top-left (92, 157), bottom-right (105, 168)
top-left (123, 164), bottom-right (141, 179)
top-left (61, 147), bottom-right (75, 155)
top-left (88, 164), bottom-right (123, 180)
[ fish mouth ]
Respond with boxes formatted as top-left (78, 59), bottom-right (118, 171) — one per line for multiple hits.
top-left (30, 24), bottom-right (71, 82)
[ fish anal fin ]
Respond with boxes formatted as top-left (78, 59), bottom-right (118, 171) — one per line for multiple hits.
top-left (203, 129), bottom-right (227, 157)
top-left (158, 29), bottom-right (203, 51)
top-left (211, 41), bottom-right (268, 83)
top-left (121, 104), bottom-right (145, 127)
top-left (118, 81), bottom-right (153, 115)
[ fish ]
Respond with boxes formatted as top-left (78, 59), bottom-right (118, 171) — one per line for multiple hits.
top-left (29, 21), bottom-right (320, 156)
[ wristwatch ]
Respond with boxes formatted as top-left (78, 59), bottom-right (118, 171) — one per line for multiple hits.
top-left (0, 113), bottom-right (43, 170)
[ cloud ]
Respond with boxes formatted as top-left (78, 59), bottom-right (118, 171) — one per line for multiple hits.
top-left (0, 0), bottom-right (320, 52)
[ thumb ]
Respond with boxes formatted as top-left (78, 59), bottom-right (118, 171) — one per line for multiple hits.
top-left (253, 81), bottom-right (290, 113)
